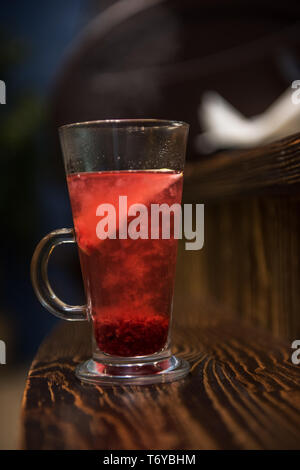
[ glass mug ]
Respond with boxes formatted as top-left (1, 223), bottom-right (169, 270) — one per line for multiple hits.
top-left (31, 119), bottom-right (190, 385)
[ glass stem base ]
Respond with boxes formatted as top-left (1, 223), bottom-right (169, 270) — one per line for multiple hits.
top-left (75, 355), bottom-right (190, 385)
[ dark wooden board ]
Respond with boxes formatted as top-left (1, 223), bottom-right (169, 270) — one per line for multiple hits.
top-left (178, 133), bottom-right (300, 340)
top-left (21, 133), bottom-right (300, 449)
top-left (21, 310), bottom-right (300, 450)
top-left (184, 133), bottom-right (300, 200)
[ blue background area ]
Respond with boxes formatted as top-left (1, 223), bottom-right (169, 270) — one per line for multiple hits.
top-left (1, 0), bottom-right (89, 93)
top-left (0, 0), bottom-right (96, 361)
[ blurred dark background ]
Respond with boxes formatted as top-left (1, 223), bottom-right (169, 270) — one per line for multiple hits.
top-left (1, 0), bottom-right (300, 447)
top-left (0, 0), bottom-right (93, 365)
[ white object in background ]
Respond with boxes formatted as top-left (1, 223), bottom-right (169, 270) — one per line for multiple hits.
top-left (195, 87), bottom-right (300, 153)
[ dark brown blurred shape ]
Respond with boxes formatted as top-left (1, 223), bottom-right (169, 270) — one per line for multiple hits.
top-left (52, 0), bottom-right (300, 167)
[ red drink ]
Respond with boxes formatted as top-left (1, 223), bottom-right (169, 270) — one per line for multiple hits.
top-left (67, 171), bottom-right (183, 357)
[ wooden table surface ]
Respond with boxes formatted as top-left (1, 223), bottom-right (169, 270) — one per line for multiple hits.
top-left (21, 307), bottom-right (300, 450)
top-left (21, 134), bottom-right (300, 449)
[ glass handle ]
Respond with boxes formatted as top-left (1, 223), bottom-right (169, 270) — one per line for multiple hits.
top-left (31, 228), bottom-right (86, 321)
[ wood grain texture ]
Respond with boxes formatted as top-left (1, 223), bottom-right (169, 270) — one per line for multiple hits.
top-left (174, 196), bottom-right (300, 340)
top-left (179, 133), bottom-right (300, 340)
top-left (184, 133), bottom-right (300, 200)
top-left (21, 133), bottom-right (300, 449)
top-left (21, 314), bottom-right (300, 450)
